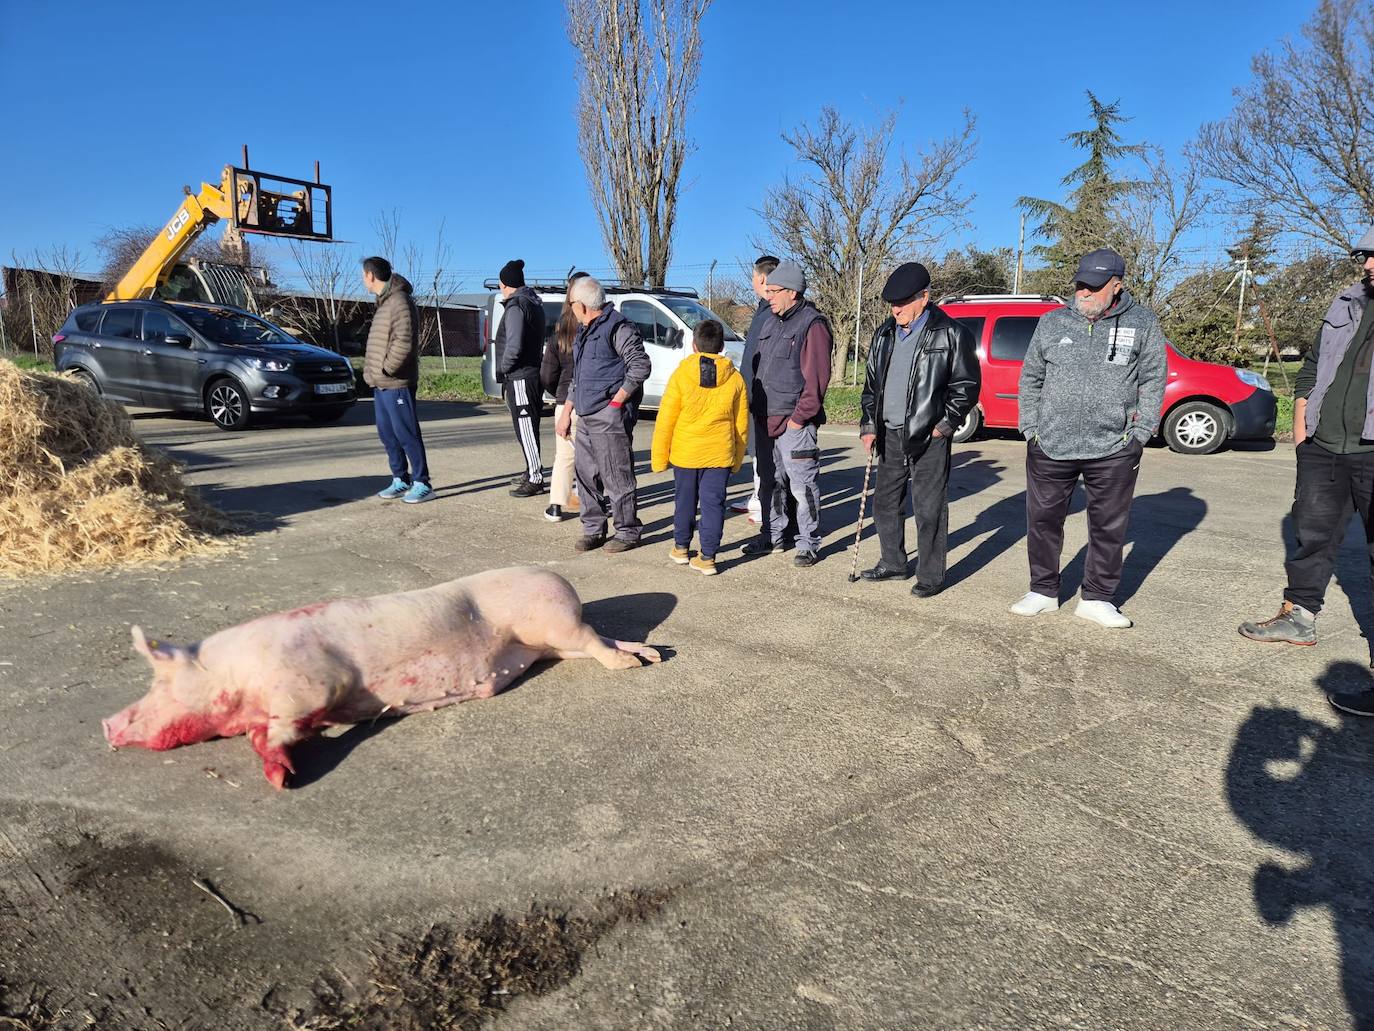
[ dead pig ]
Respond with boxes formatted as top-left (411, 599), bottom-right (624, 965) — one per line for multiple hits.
top-left (102, 566), bottom-right (660, 788)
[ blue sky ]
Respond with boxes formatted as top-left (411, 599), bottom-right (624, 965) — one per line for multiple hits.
top-left (0, 0), bottom-right (1313, 292)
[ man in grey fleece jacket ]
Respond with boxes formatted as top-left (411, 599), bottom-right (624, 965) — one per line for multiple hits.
top-left (1011, 248), bottom-right (1167, 628)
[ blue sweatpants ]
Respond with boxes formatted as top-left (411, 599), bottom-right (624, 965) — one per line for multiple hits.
top-left (673, 466), bottom-right (729, 558)
top-left (374, 386), bottom-right (431, 486)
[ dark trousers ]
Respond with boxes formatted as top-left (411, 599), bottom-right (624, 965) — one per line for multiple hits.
top-left (873, 428), bottom-right (951, 587)
top-left (1284, 441), bottom-right (1374, 614)
top-left (574, 402), bottom-right (642, 542)
top-left (504, 372), bottom-right (544, 483)
top-left (373, 386), bottom-right (430, 485)
top-left (1026, 439), bottom-right (1141, 602)
top-left (673, 466), bottom-right (729, 557)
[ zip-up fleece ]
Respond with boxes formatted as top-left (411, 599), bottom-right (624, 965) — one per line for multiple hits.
top-left (1017, 289), bottom-right (1167, 461)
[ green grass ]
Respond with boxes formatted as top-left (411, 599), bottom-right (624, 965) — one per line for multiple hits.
top-left (824, 384), bottom-right (862, 424)
top-left (2, 353), bottom-right (54, 372)
top-left (350, 356), bottom-right (489, 403)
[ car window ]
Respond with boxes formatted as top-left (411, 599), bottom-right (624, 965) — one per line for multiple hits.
top-left (620, 300), bottom-right (677, 348)
top-left (990, 316), bottom-right (1041, 362)
top-left (954, 316), bottom-right (985, 346)
top-left (541, 301), bottom-right (563, 344)
top-left (169, 306), bottom-right (294, 345)
top-left (141, 310), bottom-right (190, 341)
top-left (99, 308), bottom-right (140, 339)
top-left (658, 296), bottom-right (743, 341)
top-left (72, 309), bottom-right (101, 332)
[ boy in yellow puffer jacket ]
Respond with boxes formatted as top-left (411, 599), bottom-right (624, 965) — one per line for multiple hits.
top-left (650, 320), bottom-right (749, 575)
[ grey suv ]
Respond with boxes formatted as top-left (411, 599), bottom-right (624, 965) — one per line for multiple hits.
top-left (53, 300), bottom-right (356, 430)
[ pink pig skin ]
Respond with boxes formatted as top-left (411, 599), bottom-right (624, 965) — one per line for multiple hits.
top-left (102, 566), bottom-right (659, 789)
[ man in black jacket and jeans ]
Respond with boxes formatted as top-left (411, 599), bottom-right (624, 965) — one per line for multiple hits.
top-left (858, 263), bottom-right (980, 597)
top-left (495, 259), bottom-right (548, 497)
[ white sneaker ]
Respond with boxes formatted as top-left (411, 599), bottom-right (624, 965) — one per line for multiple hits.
top-left (1009, 591), bottom-right (1059, 617)
top-left (1075, 599), bottom-right (1132, 629)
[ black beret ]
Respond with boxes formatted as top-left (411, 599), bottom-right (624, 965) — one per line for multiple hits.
top-left (881, 262), bottom-right (931, 303)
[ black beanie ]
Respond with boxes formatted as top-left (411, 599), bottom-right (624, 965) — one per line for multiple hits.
top-left (499, 259), bottom-right (526, 288)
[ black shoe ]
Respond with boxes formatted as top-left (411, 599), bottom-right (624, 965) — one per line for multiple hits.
top-left (1329, 689), bottom-right (1374, 717)
top-left (911, 582), bottom-right (943, 598)
top-left (742, 538), bottom-right (784, 557)
top-left (574, 535), bottom-right (606, 553)
top-left (860, 564), bottom-right (909, 582)
top-left (510, 479), bottom-right (546, 498)
top-left (793, 550), bottom-right (818, 568)
top-left (544, 504), bottom-right (567, 522)
top-left (603, 537), bottom-right (638, 554)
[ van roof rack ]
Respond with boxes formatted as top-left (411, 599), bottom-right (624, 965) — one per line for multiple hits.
top-left (938, 292), bottom-right (1066, 305)
top-left (481, 277), bottom-right (699, 298)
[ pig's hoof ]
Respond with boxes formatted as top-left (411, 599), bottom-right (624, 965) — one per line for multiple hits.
top-left (618, 641), bottom-right (662, 665)
top-left (264, 762), bottom-right (291, 790)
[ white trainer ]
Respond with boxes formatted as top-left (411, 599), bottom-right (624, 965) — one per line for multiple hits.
top-left (1009, 591), bottom-right (1059, 617)
top-left (1075, 599), bottom-right (1132, 629)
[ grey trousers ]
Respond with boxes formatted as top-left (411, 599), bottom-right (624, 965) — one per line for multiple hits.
top-left (757, 417), bottom-right (822, 551)
top-left (575, 403), bottom-right (642, 542)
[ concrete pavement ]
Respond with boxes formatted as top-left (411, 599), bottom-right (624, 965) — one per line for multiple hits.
top-left (1, 398), bottom-right (1372, 1029)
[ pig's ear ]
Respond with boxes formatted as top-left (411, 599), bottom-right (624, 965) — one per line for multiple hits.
top-left (130, 626), bottom-right (184, 665)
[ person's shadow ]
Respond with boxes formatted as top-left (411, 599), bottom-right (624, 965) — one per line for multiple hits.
top-left (1060, 487), bottom-right (1208, 605)
top-left (1226, 664), bottom-right (1374, 1030)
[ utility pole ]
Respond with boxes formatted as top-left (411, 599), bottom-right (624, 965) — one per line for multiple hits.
top-left (1014, 215), bottom-right (1026, 294)
top-left (1232, 249), bottom-right (1251, 355)
top-left (432, 271), bottom-right (448, 372)
top-left (851, 249), bottom-right (865, 386)
top-left (707, 259), bottom-right (717, 313)
top-left (28, 291), bottom-right (38, 357)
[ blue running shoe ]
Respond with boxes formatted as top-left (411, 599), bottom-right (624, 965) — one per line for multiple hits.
top-left (402, 482), bottom-right (434, 504)
top-left (377, 477), bottom-right (408, 500)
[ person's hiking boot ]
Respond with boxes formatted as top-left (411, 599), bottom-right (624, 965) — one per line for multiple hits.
top-left (1075, 598), bottom-right (1132, 628)
top-left (911, 582), bottom-right (943, 598)
top-left (1010, 591), bottom-right (1059, 617)
top-left (690, 555), bottom-right (718, 576)
top-left (1239, 601), bottom-right (1316, 646)
top-left (544, 504), bottom-right (570, 522)
top-left (861, 563), bottom-right (909, 582)
top-left (669, 545), bottom-right (691, 565)
top-left (742, 537), bottom-right (784, 557)
top-left (793, 550), bottom-right (818, 568)
top-left (1330, 688), bottom-right (1374, 717)
top-left (401, 482), bottom-right (434, 504)
top-left (603, 537), bottom-right (638, 554)
top-left (574, 534), bottom-right (606, 553)
top-left (510, 479), bottom-right (546, 498)
top-left (377, 477), bottom-right (409, 500)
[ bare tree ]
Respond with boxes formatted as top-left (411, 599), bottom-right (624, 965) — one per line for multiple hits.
top-left (4, 247), bottom-right (86, 358)
top-left (1197, 0), bottom-right (1374, 249)
top-left (566, 0), bottom-right (710, 288)
top-left (755, 106), bottom-right (977, 382)
top-left (287, 240), bottom-right (353, 351)
top-left (1113, 147), bottom-right (1216, 308)
top-left (94, 224), bottom-right (223, 293)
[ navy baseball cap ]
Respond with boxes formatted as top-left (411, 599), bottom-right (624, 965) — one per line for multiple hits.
top-left (1074, 248), bottom-right (1126, 289)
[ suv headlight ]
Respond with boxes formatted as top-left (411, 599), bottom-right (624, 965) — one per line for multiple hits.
top-left (245, 357), bottom-right (292, 372)
top-left (1235, 369), bottom-right (1273, 392)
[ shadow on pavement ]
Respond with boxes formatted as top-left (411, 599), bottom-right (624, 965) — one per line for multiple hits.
top-left (581, 591), bottom-right (677, 650)
top-left (290, 719), bottom-right (400, 789)
top-left (197, 475), bottom-right (387, 527)
top-left (1226, 669), bottom-right (1374, 1031)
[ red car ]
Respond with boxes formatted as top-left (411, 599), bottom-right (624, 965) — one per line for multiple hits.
top-left (938, 294), bottom-right (1278, 455)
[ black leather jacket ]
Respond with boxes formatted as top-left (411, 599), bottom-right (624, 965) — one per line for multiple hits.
top-left (859, 304), bottom-right (980, 458)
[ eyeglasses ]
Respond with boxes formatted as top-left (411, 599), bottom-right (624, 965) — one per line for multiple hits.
top-left (1355, 251), bottom-right (1374, 262)
top-left (764, 286), bottom-right (789, 297)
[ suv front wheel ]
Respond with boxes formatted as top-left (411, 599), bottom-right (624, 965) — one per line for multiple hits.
top-left (205, 378), bottom-right (252, 431)
top-left (951, 405), bottom-right (982, 444)
top-left (1164, 400), bottom-right (1229, 455)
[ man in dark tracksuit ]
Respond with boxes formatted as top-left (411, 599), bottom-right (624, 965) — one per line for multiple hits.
top-left (567, 276), bottom-right (652, 553)
top-left (495, 258), bottom-right (549, 497)
top-left (742, 261), bottom-right (833, 567)
top-left (858, 262), bottom-right (980, 597)
top-left (1241, 230), bottom-right (1374, 716)
top-left (1012, 248), bottom-right (1168, 628)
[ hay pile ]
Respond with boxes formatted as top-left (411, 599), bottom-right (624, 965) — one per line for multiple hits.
top-left (0, 362), bottom-right (232, 576)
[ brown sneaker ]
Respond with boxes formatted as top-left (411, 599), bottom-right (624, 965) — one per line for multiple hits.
top-left (1239, 601), bottom-right (1317, 645)
top-left (690, 555), bottom-right (718, 576)
top-left (669, 545), bottom-right (691, 564)
top-left (603, 537), bottom-right (638, 554)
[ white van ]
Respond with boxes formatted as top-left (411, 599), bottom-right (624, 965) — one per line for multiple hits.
top-left (468, 282), bottom-right (746, 409)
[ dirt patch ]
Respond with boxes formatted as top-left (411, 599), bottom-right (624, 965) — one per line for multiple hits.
top-left (0, 361), bottom-right (233, 577)
top-left (0, 979), bottom-right (63, 1030)
top-left (284, 888), bottom-right (672, 1031)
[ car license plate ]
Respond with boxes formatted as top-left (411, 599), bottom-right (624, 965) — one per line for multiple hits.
top-left (315, 382), bottom-right (349, 395)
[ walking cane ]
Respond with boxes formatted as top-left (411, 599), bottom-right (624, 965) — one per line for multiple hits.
top-left (847, 445), bottom-right (876, 583)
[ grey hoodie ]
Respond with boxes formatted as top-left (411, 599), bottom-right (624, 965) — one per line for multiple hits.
top-left (1017, 289), bottom-right (1168, 461)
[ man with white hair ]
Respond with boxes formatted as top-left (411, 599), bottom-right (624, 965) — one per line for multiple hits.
top-left (559, 276), bottom-right (652, 553)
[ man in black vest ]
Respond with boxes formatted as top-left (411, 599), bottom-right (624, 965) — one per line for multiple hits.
top-left (729, 254), bottom-right (778, 525)
top-left (859, 262), bottom-right (980, 597)
top-left (742, 261), bottom-right (834, 567)
top-left (495, 259), bottom-right (549, 498)
top-left (564, 276), bottom-right (652, 552)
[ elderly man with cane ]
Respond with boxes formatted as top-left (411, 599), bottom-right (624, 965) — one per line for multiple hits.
top-left (857, 262), bottom-right (980, 597)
